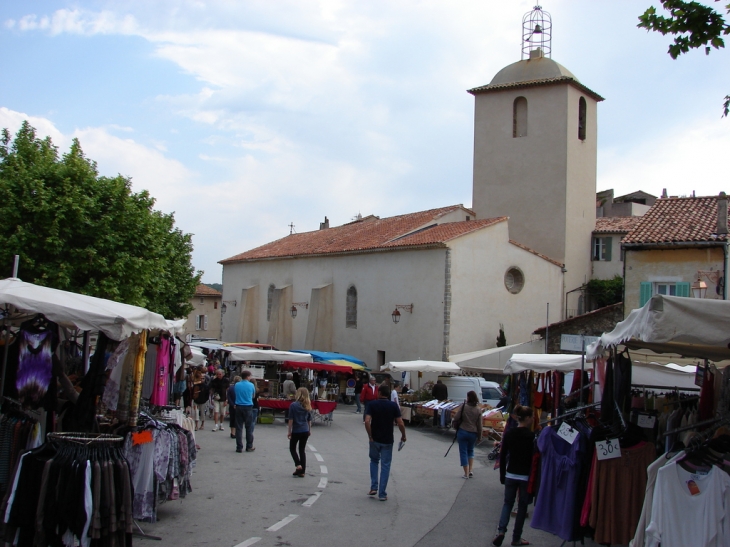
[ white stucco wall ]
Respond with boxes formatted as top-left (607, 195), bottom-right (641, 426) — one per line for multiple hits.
top-left (448, 221), bottom-right (563, 354)
top-left (624, 246), bottom-right (725, 314)
top-left (221, 248), bottom-right (449, 365)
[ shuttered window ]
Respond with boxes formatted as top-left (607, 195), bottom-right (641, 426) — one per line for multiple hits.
top-left (640, 281), bottom-right (691, 307)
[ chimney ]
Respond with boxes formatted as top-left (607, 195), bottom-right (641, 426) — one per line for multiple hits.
top-left (718, 192), bottom-right (728, 235)
top-left (661, 188), bottom-right (668, 198)
top-left (319, 216), bottom-right (329, 230)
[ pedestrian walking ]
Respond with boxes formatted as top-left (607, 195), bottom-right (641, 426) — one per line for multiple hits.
top-left (190, 367), bottom-right (207, 430)
top-left (282, 372), bottom-right (297, 398)
top-left (227, 376), bottom-right (241, 438)
top-left (250, 375), bottom-right (260, 435)
top-left (209, 369), bottom-right (230, 431)
top-left (287, 387), bottom-right (312, 477)
top-left (360, 375), bottom-right (378, 422)
top-left (493, 405), bottom-right (535, 547)
top-left (364, 384), bottom-right (406, 501)
top-left (234, 370), bottom-right (256, 453)
top-left (354, 374), bottom-right (363, 413)
top-left (453, 390), bottom-right (482, 478)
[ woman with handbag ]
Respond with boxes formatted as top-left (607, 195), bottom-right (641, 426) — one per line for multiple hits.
top-left (453, 390), bottom-right (483, 479)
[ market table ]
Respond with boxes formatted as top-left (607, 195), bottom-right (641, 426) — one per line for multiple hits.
top-left (257, 399), bottom-right (337, 425)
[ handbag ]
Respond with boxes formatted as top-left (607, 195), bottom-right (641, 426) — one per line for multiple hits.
top-left (452, 402), bottom-right (466, 431)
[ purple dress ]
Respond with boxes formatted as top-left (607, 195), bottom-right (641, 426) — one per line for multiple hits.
top-left (531, 425), bottom-right (586, 541)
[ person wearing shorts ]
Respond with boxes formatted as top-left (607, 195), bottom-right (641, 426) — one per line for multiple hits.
top-left (209, 369), bottom-right (230, 431)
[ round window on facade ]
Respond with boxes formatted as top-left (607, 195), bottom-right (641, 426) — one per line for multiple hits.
top-left (504, 267), bottom-right (525, 294)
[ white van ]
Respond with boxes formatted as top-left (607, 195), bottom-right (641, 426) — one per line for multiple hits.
top-left (437, 376), bottom-right (505, 407)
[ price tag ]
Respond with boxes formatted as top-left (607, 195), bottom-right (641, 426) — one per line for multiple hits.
top-left (557, 422), bottom-right (579, 444)
top-left (637, 414), bottom-right (656, 429)
top-left (595, 438), bottom-right (621, 460)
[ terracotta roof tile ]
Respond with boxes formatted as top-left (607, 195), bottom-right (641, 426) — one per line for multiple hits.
top-left (468, 76), bottom-right (604, 102)
top-left (220, 205), bottom-right (482, 264)
top-left (622, 196), bottom-right (729, 245)
top-left (594, 216), bottom-right (642, 234)
top-left (195, 284), bottom-right (222, 297)
top-left (508, 240), bottom-right (564, 268)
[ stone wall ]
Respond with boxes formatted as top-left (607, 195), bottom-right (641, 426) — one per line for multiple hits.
top-left (533, 303), bottom-right (623, 354)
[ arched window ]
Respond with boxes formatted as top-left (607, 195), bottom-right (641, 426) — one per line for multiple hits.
top-left (578, 97), bottom-right (587, 141)
top-left (513, 97), bottom-right (528, 138)
top-left (346, 286), bottom-right (357, 328)
top-left (267, 284), bottom-right (275, 321)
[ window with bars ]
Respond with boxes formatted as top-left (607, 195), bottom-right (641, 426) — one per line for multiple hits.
top-left (578, 97), bottom-right (587, 141)
top-left (267, 284), bottom-right (275, 322)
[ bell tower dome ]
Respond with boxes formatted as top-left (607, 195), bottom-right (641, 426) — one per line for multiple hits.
top-left (469, 6), bottom-right (604, 305)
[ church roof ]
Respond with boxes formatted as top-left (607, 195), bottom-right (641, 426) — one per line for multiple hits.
top-left (594, 216), bottom-right (642, 234)
top-left (622, 196), bottom-right (729, 246)
top-left (220, 205), bottom-right (510, 264)
top-left (468, 57), bottom-right (604, 102)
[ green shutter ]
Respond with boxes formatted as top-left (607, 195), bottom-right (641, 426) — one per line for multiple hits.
top-left (604, 237), bottom-right (612, 261)
top-left (640, 282), bottom-right (652, 307)
top-left (676, 282), bottom-right (690, 297)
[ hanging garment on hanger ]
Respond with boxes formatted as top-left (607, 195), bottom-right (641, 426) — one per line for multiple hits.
top-left (101, 337), bottom-right (131, 411)
top-left (149, 335), bottom-right (171, 407)
top-left (588, 441), bottom-right (656, 545)
top-left (645, 461), bottom-right (730, 547)
top-left (531, 426), bottom-right (588, 541)
top-left (614, 351), bottom-right (633, 414)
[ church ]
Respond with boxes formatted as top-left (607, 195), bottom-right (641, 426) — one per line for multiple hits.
top-left (219, 8), bottom-right (602, 368)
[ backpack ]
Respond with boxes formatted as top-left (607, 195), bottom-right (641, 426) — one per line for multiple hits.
top-left (193, 383), bottom-right (209, 405)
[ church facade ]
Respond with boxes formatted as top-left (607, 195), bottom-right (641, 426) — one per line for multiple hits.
top-left (219, 15), bottom-right (602, 367)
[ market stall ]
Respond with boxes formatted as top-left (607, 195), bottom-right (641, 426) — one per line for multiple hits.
top-left (525, 295), bottom-right (730, 546)
top-left (0, 277), bottom-right (195, 537)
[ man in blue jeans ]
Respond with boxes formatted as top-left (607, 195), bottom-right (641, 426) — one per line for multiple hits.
top-left (234, 370), bottom-right (256, 453)
top-left (364, 384), bottom-right (406, 501)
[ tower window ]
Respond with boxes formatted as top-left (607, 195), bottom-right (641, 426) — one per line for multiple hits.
top-left (513, 97), bottom-right (528, 138)
top-left (346, 285), bottom-right (357, 328)
top-left (578, 97), bottom-right (587, 141)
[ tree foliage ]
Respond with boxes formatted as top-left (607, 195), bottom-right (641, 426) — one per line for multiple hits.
top-left (0, 121), bottom-right (201, 319)
top-left (638, 0), bottom-right (730, 115)
top-left (586, 276), bottom-right (624, 310)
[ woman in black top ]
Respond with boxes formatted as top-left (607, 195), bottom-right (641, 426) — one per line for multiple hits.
top-left (493, 405), bottom-right (535, 547)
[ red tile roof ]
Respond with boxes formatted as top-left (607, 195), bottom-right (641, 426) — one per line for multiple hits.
top-left (219, 205), bottom-right (503, 264)
top-left (195, 284), bottom-right (222, 297)
top-left (594, 216), bottom-right (642, 234)
top-left (622, 196), bottom-right (729, 245)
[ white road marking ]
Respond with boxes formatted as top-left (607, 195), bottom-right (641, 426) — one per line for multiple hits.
top-left (266, 515), bottom-right (298, 532)
top-left (318, 477), bottom-right (328, 489)
top-left (302, 492), bottom-right (322, 507)
top-left (320, 465), bottom-right (328, 474)
top-left (314, 453), bottom-right (324, 462)
top-left (233, 538), bottom-right (261, 547)
top-left (308, 444), bottom-right (317, 452)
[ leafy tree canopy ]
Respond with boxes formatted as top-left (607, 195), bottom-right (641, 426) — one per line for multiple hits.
top-left (586, 275), bottom-right (624, 310)
top-left (0, 121), bottom-right (201, 319)
top-left (638, 0), bottom-right (730, 115)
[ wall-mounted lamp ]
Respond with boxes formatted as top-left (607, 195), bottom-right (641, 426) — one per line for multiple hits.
top-left (692, 278), bottom-right (708, 299)
top-left (391, 304), bottom-right (414, 324)
top-left (290, 302), bottom-right (309, 318)
top-left (221, 300), bottom-right (237, 314)
top-left (695, 270), bottom-right (724, 296)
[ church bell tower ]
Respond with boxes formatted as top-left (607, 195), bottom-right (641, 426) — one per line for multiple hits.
top-left (469, 6), bottom-right (603, 302)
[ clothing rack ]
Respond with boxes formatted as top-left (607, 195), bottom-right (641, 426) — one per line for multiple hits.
top-left (539, 402), bottom-right (601, 426)
top-left (631, 384), bottom-right (700, 393)
top-left (47, 432), bottom-right (123, 445)
top-left (663, 415), bottom-right (729, 439)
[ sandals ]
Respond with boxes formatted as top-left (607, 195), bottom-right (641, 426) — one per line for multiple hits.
top-left (492, 533), bottom-right (505, 547)
top-left (367, 490), bottom-right (377, 496)
top-left (511, 540), bottom-right (530, 546)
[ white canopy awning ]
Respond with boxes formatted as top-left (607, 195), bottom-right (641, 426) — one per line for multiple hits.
top-left (187, 346), bottom-right (207, 366)
top-left (382, 360), bottom-right (462, 373)
top-left (587, 295), bottom-right (730, 361)
top-left (0, 277), bottom-right (169, 341)
top-left (503, 353), bottom-right (585, 374)
top-left (450, 340), bottom-right (544, 373)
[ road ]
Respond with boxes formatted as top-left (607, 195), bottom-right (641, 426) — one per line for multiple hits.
top-left (139, 407), bottom-right (609, 547)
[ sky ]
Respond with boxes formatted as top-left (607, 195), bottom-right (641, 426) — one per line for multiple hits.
top-left (1, 1), bottom-right (728, 284)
